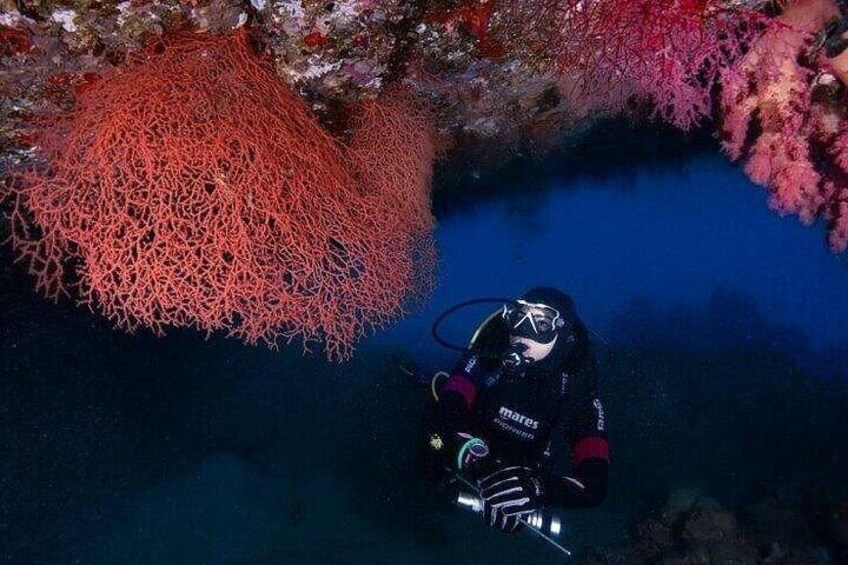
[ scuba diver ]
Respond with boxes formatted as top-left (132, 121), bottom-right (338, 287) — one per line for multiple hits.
top-left (419, 287), bottom-right (609, 534)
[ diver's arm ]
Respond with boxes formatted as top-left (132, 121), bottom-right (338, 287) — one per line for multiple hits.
top-left (438, 306), bottom-right (511, 426)
top-left (442, 353), bottom-right (481, 408)
top-left (436, 352), bottom-right (483, 437)
top-left (418, 350), bottom-right (486, 482)
top-left (545, 448), bottom-right (609, 508)
top-left (545, 354), bottom-right (610, 508)
top-left (435, 314), bottom-right (510, 471)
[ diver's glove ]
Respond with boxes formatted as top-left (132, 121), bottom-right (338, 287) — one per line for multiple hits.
top-left (479, 465), bottom-right (546, 534)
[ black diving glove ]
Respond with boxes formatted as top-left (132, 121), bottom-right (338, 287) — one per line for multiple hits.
top-left (479, 465), bottom-right (546, 534)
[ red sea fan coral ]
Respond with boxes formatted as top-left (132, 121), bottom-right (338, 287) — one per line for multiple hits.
top-left (347, 87), bottom-right (437, 236)
top-left (344, 87), bottom-right (440, 320)
top-left (2, 30), bottom-right (437, 360)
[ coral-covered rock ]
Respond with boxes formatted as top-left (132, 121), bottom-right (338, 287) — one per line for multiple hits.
top-left (254, 0), bottom-right (414, 102)
top-left (680, 505), bottom-right (738, 544)
top-left (490, 0), bottom-right (764, 130)
top-left (662, 488), bottom-right (707, 524)
top-left (609, 490), bottom-right (759, 564)
top-left (0, 0), bottom-right (249, 178)
top-left (743, 495), bottom-right (814, 547)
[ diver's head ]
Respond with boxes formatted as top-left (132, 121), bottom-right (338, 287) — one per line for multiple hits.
top-left (501, 287), bottom-right (578, 366)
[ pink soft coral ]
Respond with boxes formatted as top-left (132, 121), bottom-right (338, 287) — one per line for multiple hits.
top-left (827, 191), bottom-right (848, 250)
top-left (493, 0), bottom-right (763, 128)
top-left (720, 0), bottom-right (848, 251)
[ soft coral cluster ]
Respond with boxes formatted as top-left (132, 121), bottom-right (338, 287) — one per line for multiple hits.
top-left (719, 0), bottom-right (848, 251)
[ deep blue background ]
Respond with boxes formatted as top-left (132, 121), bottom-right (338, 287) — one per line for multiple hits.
top-left (374, 134), bottom-right (848, 381)
top-left (2, 125), bottom-right (846, 564)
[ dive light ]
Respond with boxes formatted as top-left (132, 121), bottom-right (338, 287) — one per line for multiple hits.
top-left (455, 492), bottom-right (564, 538)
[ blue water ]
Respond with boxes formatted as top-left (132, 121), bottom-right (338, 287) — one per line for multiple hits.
top-left (375, 153), bottom-right (848, 379)
top-left (2, 129), bottom-right (846, 564)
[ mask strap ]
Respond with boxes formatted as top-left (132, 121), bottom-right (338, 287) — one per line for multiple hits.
top-left (513, 310), bottom-right (539, 334)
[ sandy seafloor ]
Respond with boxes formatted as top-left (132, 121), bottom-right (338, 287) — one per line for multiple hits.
top-left (2, 124), bottom-right (847, 564)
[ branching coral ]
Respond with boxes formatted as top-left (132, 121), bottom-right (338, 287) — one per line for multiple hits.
top-left (2, 30), bottom-right (437, 360)
top-left (490, 0), bottom-right (765, 128)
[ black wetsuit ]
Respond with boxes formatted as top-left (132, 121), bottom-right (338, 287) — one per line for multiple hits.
top-left (423, 313), bottom-right (610, 508)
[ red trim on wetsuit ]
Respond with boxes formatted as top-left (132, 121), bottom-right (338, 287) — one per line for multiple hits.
top-left (573, 436), bottom-right (609, 466)
top-left (443, 374), bottom-right (477, 408)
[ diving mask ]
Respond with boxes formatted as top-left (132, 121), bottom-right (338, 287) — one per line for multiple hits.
top-left (501, 299), bottom-right (563, 343)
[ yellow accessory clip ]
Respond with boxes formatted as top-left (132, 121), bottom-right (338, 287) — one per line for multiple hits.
top-left (429, 434), bottom-right (444, 451)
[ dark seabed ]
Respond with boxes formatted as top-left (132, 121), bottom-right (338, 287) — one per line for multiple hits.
top-left (2, 123), bottom-right (847, 564)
